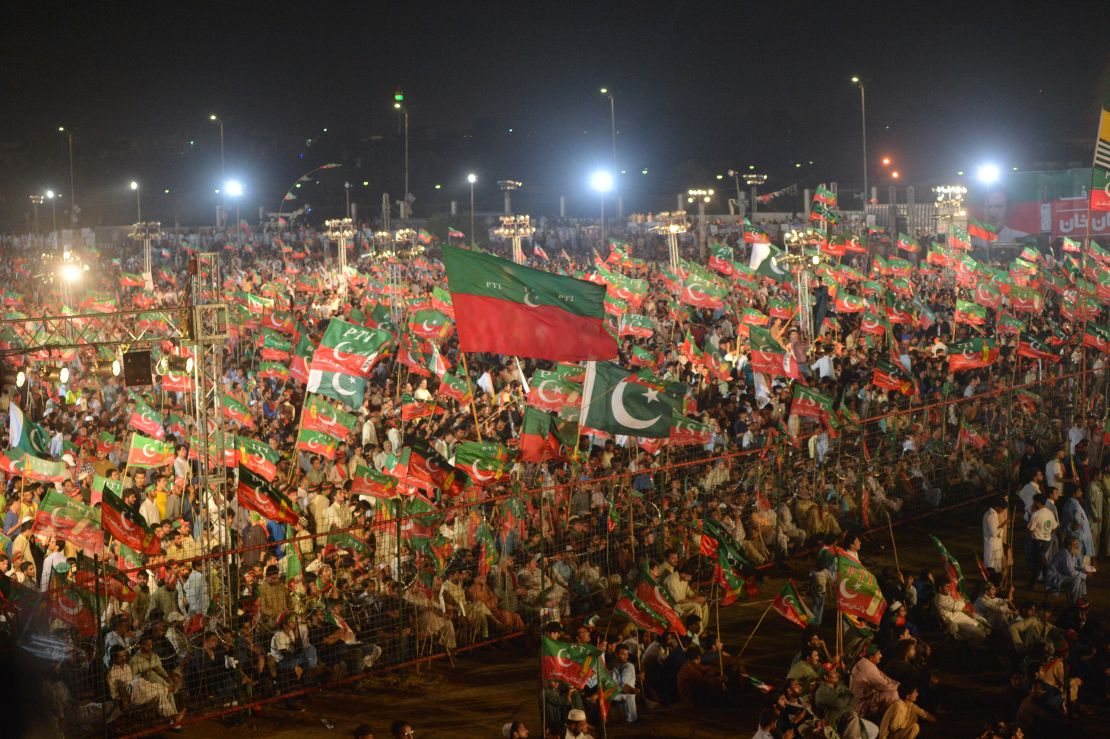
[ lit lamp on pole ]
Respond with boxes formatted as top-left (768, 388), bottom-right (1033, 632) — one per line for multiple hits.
top-left (851, 76), bottom-right (868, 204)
top-left (494, 214), bottom-right (536, 265)
top-left (467, 173), bottom-right (478, 245)
top-left (590, 170), bottom-right (614, 246)
top-left (129, 180), bottom-right (142, 222)
top-left (209, 114), bottom-right (225, 226)
top-left (743, 173), bottom-right (767, 217)
top-left (224, 179), bottom-right (244, 237)
top-left (498, 179), bottom-right (522, 215)
top-left (650, 211), bottom-right (689, 273)
top-left (57, 126), bottom-right (78, 225)
top-left (726, 169), bottom-right (746, 218)
top-left (45, 190), bottom-right (58, 235)
top-left (129, 219), bottom-right (163, 290)
top-left (686, 188), bottom-right (714, 257)
top-left (325, 217), bottom-right (356, 301)
top-left (393, 91), bottom-right (410, 219)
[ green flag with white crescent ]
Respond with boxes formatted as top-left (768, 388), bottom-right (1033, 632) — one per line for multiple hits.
top-left (578, 361), bottom-right (678, 438)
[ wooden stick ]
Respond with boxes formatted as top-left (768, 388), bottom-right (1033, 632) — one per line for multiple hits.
top-left (884, 508), bottom-right (901, 577)
top-left (459, 353), bottom-right (483, 442)
top-left (738, 599), bottom-right (775, 658)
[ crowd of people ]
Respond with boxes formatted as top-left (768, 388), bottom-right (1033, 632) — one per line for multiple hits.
top-left (0, 212), bottom-right (1106, 737)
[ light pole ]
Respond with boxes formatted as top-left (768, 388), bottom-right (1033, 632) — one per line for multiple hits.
top-left (210, 114), bottom-right (225, 226)
top-left (29, 194), bottom-right (43, 238)
top-left (467, 173), bottom-right (477, 245)
top-left (130, 220), bottom-right (163, 288)
top-left (45, 190), bottom-right (57, 234)
top-left (393, 92), bottom-right (410, 219)
top-left (590, 170), bottom-right (614, 247)
top-left (727, 169), bottom-right (745, 218)
top-left (851, 77), bottom-right (868, 205)
top-left (498, 180), bottom-right (522, 214)
top-left (494, 215), bottom-right (535, 265)
top-left (57, 126), bottom-right (77, 225)
top-left (344, 181), bottom-right (351, 218)
top-left (326, 217), bottom-right (355, 300)
top-left (687, 188), bottom-right (714, 258)
top-left (130, 181), bottom-right (141, 222)
top-left (600, 88), bottom-right (618, 217)
top-left (225, 180), bottom-right (243, 241)
top-left (744, 173), bottom-right (767, 217)
top-left (651, 211), bottom-right (688, 273)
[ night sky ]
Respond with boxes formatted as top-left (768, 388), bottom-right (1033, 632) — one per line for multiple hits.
top-left (1, 1), bottom-right (1107, 225)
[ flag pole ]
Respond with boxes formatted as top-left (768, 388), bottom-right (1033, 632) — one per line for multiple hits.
top-left (459, 353), bottom-right (483, 442)
top-left (737, 599), bottom-right (774, 658)
top-left (883, 509), bottom-right (901, 577)
top-left (285, 401), bottom-right (308, 486)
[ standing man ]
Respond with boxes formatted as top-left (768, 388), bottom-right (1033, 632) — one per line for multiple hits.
top-left (1026, 494), bottom-right (1057, 587)
top-left (982, 497), bottom-right (1008, 577)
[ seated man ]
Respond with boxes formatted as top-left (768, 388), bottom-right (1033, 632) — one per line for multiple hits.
top-left (663, 567), bottom-right (708, 624)
top-left (815, 666), bottom-right (872, 739)
top-left (607, 643), bottom-right (639, 724)
top-left (849, 645), bottom-right (899, 720)
top-left (934, 578), bottom-right (990, 645)
top-left (269, 615), bottom-right (317, 687)
top-left (1045, 536), bottom-right (1088, 603)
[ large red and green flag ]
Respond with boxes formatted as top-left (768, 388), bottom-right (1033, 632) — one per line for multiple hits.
top-left (834, 293), bottom-right (867, 313)
top-left (519, 407), bottom-right (567, 463)
top-left (926, 243), bottom-right (952, 267)
top-left (237, 436), bottom-right (281, 482)
top-left (789, 384), bottom-right (835, 421)
top-left (289, 334), bottom-right (314, 384)
top-left (237, 465), bottom-right (299, 524)
top-left (896, 233), bottom-right (919, 253)
top-left (748, 325), bottom-right (802, 380)
top-left (996, 313), bottom-right (1025, 335)
top-left (948, 337), bottom-right (999, 371)
top-left (615, 588), bottom-right (668, 634)
top-left (836, 553), bottom-right (887, 626)
top-left (302, 394), bottom-right (357, 440)
top-left (128, 400), bottom-right (165, 439)
top-left (406, 439), bottom-right (470, 497)
top-left (8, 449), bottom-right (65, 484)
top-left (443, 244), bottom-right (616, 361)
top-left (708, 243), bottom-right (735, 275)
top-left (1016, 335), bottom-right (1061, 363)
top-left (431, 285), bottom-right (455, 316)
top-left (579, 361), bottom-right (678, 438)
top-left (1083, 323), bottom-right (1110, 352)
top-left (872, 358), bottom-right (916, 396)
top-left (296, 428), bottom-right (338, 459)
top-left (618, 314), bottom-right (654, 338)
top-left (437, 371), bottom-right (472, 404)
top-left (634, 566), bottom-right (687, 635)
top-left (222, 393), bottom-right (254, 429)
top-left (949, 225), bottom-right (971, 250)
top-left (526, 370), bottom-right (581, 412)
top-left (954, 298), bottom-right (987, 326)
top-left (127, 434), bottom-right (175, 468)
top-left (1062, 236), bottom-right (1082, 253)
top-left (860, 311), bottom-right (891, 337)
top-left (454, 440), bottom-right (514, 486)
top-left (350, 464), bottom-right (399, 499)
top-left (928, 535), bottom-right (968, 598)
top-left (101, 489), bottom-right (161, 555)
top-left (680, 279), bottom-right (727, 310)
top-left (257, 361), bottom-right (290, 380)
top-left (974, 282), bottom-right (1002, 310)
top-left (967, 218), bottom-right (998, 242)
top-left (772, 581), bottom-right (815, 628)
top-left (259, 330), bottom-right (292, 360)
top-left (957, 421), bottom-right (988, 450)
top-left (540, 636), bottom-right (601, 689)
top-left (408, 309), bottom-right (454, 340)
top-left (33, 491), bottom-right (102, 555)
top-left (119, 272), bottom-right (144, 288)
top-left (400, 393), bottom-right (446, 422)
top-left (1009, 285), bottom-right (1044, 313)
top-left (311, 318), bottom-right (392, 376)
top-left (669, 414), bottom-right (714, 446)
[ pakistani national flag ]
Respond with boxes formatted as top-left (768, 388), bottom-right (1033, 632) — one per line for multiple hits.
top-left (311, 318), bottom-right (392, 376)
top-left (129, 400), bottom-right (165, 439)
top-left (748, 326), bottom-right (802, 380)
top-left (443, 244), bottom-right (616, 361)
top-left (307, 368), bottom-right (367, 410)
top-left (579, 361), bottom-right (677, 438)
top-left (127, 434), bottom-right (175, 468)
top-left (540, 636), bottom-right (601, 689)
top-left (454, 441), bottom-right (515, 486)
top-left (237, 436), bottom-right (280, 481)
top-left (296, 428), bottom-right (338, 459)
top-left (302, 394), bottom-right (357, 440)
top-left (33, 491), bottom-right (103, 555)
top-left (837, 553), bottom-right (887, 626)
top-left (755, 246), bottom-right (791, 283)
top-left (9, 402), bottom-right (51, 457)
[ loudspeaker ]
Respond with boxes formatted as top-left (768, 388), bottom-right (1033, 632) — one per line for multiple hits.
top-left (122, 350), bottom-right (153, 387)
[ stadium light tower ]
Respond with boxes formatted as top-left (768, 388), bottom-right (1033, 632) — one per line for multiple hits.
top-left (590, 170), bottom-right (614, 246)
top-left (851, 76), bottom-right (868, 204)
top-left (976, 163), bottom-right (1001, 184)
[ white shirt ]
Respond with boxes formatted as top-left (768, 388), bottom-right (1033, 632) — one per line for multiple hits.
top-left (982, 509), bottom-right (1004, 570)
top-left (1045, 459), bottom-right (1064, 492)
top-left (139, 498), bottom-right (161, 527)
top-left (1018, 481), bottom-right (1040, 520)
top-left (1028, 507), bottom-right (1058, 542)
top-left (1068, 425), bottom-right (1088, 455)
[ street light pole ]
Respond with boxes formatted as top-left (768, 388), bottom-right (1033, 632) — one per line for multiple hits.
top-left (58, 127), bottom-right (77, 225)
top-left (851, 77), bottom-right (868, 205)
top-left (467, 174), bottom-right (477, 246)
top-left (394, 101), bottom-right (410, 219)
top-left (130, 181), bottom-right (141, 222)
top-left (46, 191), bottom-right (57, 233)
top-left (600, 88), bottom-right (620, 219)
top-left (210, 114), bottom-right (225, 226)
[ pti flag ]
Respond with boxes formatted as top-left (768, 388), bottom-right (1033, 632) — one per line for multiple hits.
top-left (237, 466), bottom-right (299, 524)
top-left (540, 636), bottom-right (600, 690)
top-left (443, 244), bottom-right (616, 361)
top-left (33, 491), bottom-right (103, 555)
top-left (748, 326), bottom-right (802, 380)
top-left (836, 554), bottom-right (887, 626)
top-left (518, 407), bottom-right (567, 463)
top-left (579, 361), bottom-right (678, 439)
top-left (237, 436), bottom-right (281, 481)
top-left (772, 581), bottom-right (815, 628)
top-left (311, 318), bottom-right (392, 376)
top-left (1090, 107), bottom-right (1110, 211)
top-left (126, 434), bottom-right (175, 468)
top-left (101, 490), bottom-right (162, 555)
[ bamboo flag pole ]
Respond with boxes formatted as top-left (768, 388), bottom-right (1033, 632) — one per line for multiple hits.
top-left (459, 353), bottom-right (483, 442)
top-left (738, 599), bottom-right (775, 658)
top-left (884, 509), bottom-right (901, 577)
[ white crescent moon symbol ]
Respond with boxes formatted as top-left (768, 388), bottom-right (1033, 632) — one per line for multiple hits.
top-left (555, 648), bottom-right (574, 669)
top-left (770, 257), bottom-right (785, 276)
top-left (863, 319), bottom-right (878, 332)
top-left (331, 373), bottom-right (358, 397)
top-left (421, 320), bottom-right (434, 333)
top-left (536, 380), bottom-right (558, 406)
top-left (332, 341), bottom-right (352, 365)
top-left (610, 380), bottom-right (661, 430)
top-left (471, 459), bottom-right (495, 483)
top-left (523, 290), bottom-right (540, 308)
top-left (839, 578), bottom-right (860, 601)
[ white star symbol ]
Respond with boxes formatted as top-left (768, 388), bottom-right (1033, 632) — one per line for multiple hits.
top-left (643, 388), bottom-right (660, 403)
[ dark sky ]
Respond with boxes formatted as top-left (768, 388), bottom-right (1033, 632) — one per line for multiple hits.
top-left (1, 1), bottom-right (1107, 223)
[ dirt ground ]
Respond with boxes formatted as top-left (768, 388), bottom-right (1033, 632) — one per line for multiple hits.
top-left (177, 506), bottom-right (1109, 739)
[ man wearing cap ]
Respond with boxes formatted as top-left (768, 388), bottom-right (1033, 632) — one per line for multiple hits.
top-left (564, 708), bottom-right (594, 739)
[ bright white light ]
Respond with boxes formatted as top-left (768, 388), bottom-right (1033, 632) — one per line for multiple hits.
top-left (130, 181), bottom-right (139, 190)
top-left (590, 170), bottom-right (614, 193)
top-left (976, 164), bottom-right (1001, 184)
top-left (225, 179), bottom-right (244, 198)
top-left (15, 371), bottom-right (25, 388)
top-left (45, 190), bottom-right (55, 199)
top-left (59, 263), bottom-right (83, 283)
top-left (467, 173), bottom-right (477, 184)
top-left (59, 367), bottom-right (70, 384)
top-left (112, 359), bottom-right (121, 377)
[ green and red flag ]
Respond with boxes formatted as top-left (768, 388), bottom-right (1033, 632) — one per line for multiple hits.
top-left (406, 439), bottom-right (470, 497)
top-left (541, 636), bottom-right (601, 689)
top-left (526, 370), bottom-right (581, 412)
top-left (237, 465), bottom-right (299, 524)
top-left (437, 371), bottom-right (472, 404)
top-left (618, 314), bottom-right (654, 338)
top-left (772, 580), bottom-right (815, 628)
top-left (836, 553), bottom-right (887, 626)
top-left (128, 400), bottom-right (165, 440)
top-left (834, 293), bottom-right (867, 313)
top-left (954, 298), bottom-right (987, 326)
top-left (789, 385), bottom-right (836, 423)
top-left (350, 464), bottom-right (399, 499)
top-left (296, 428), bottom-right (338, 459)
top-left (896, 233), bottom-right (919, 253)
top-left (748, 325), bottom-right (802, 380)
top-left (259, 330), bottom-right (293, 361)
top-left (708, 243), bottom-right (735, 275)
top-left (119, 272), bottom-right (144, 288)
top-left (928, 535), bottom-right (968, 598)
top-left (101, 489), bottom-right (162, 555)
top-left (949, 225), bottom-right (972, 250)
top-left (127, 434), bottom-right (175, 468)
top-left (967, 218), bottom-right (998, 242)
top-left (289, 334), bottom-right (314, 385)
top-left (408, 309), bottom-right (454, 340)
top-left (957, 421), bottom-right (988, 450)
top-left (669, 414), bottom-right (714, 446)
top-left (1016, 335), bottom-right (1061, 363)
top-left (996, 313), bottom-right (1025, 335)
top-left (400, 393), bottom-right (446, 422)
top-left (1010, 285), bottom-right (1044, 313)
top-left (518, 407), bottom-right (567, 463)
top-left (222, 394), bottom-right (254, 429)
top-left (311, 318), bottom-right (392, 376)
top-left (257, 361), bottom-right (290, 380)
top-left (1062, 236), bottom-right (1082, 253)
top-left (32, 491), bottom-right (102, 555)
top-left (303, 394), bottom-right (357, 440)
top-left (443, 244), bottom-right (616, 361)
top-left (860, 311), bottom-right (891, 337)
top-left (872, 358), bottom-right (916, 396)
top-left (634, 566), bottom-right (687, 635)
top-left (1083, 323), bottom-right (1110, 352)
top-left (948, 337), bottom-right (999, 371)
top-left (237, 436), bottom-right (281, 481)
top-left (454, 440), bottom-right (514, 486)
top-left (615, 588), bottom-right (668, 634)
